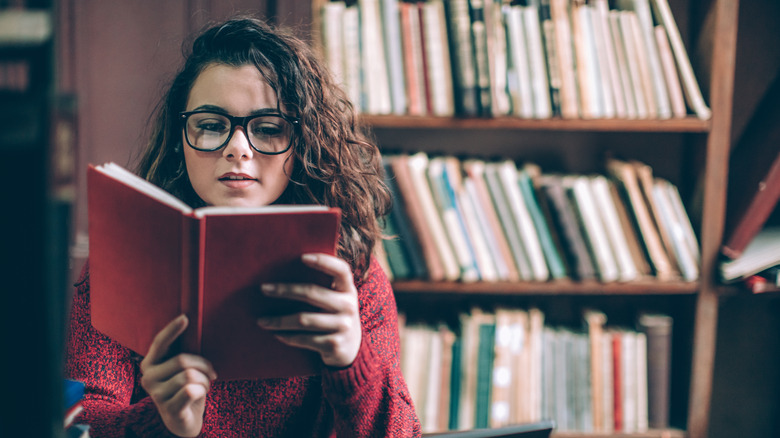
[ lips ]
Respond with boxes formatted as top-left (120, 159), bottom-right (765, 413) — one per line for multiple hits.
top-left (219, 172), bottom-right (256, 181)
top-left (219, 172), bottom-right (257, 189)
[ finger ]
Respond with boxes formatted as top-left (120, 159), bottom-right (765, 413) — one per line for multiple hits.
top-left (300, 253), bottom-right (354, 291)
top-left (261, 283), bottom-right (352, 313)
top-left (167, 379), bottom-right (209, 415)
top-left (142, 353), bottom-right (217, 385)
top-left (257, 312), bottom-right (353, 333)
top-left (274, 331), bottom-right (360, 367)
top-left (143, 314), bottom-right (188, 367)
top-left (152, 367), bottom-right (213, 405)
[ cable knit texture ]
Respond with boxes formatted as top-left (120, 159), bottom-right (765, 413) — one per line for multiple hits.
top-left (65, 258), bottom-right (421, 437)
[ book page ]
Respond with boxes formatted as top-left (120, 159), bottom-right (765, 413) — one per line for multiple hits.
top-left (194, 204), bottom-right (330, 217)
top-left (96, 162), bottom-right (193, 214)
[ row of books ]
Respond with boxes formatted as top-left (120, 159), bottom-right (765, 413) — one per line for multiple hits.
top-left (318, 0), bottom-right (709, 120)
top-left (399, 308), bottom-right (673, 434)
top-left (380, 153), bottom-right (700, 284)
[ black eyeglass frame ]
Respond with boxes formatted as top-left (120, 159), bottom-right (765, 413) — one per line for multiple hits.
top-left (179, 110), bottom-right (300, 155)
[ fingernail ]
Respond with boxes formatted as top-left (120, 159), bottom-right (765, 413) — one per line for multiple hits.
top-left (302, 254), bottom-right (317, 263)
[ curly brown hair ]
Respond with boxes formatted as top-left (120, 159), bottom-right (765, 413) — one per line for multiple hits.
top-left (135, 16), bottom-right (390, 279)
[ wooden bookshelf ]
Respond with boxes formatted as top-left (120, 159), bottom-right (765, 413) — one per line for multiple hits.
top-left (393, 280), bottom-right (700, 296)
top-left (300, 0), bottom-right (740, 437)
top-left (362, 115), bottom-right (711, 133)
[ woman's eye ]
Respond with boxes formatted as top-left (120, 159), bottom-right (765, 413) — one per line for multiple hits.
top-left (197, 122), bottom-right (228, 133)
top-left (253, 124), bottom-right (283, 137)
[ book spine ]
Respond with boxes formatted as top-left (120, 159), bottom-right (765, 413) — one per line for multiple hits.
top-left (445, 0), bottom-right (480, 116)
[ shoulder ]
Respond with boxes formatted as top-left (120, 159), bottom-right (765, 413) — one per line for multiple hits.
top-left (355, 257), bottom-right (392, 296)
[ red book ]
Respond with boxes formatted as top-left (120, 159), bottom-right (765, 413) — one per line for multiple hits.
top-left (721, 149), bottom-right (780, 259)
top-left (612, 332), bottom-right (623, 432)
top-left (87, 163), bottom-right (341, 381)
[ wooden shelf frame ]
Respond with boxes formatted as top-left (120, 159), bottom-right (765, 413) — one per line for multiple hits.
top-left (362, 115), bottom-right (711, 133)
top-left (392, 280), bottom-right (700, 296)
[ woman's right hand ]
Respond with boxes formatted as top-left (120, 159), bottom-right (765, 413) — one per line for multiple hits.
top-left (140, 314), bottom-right (217, 437)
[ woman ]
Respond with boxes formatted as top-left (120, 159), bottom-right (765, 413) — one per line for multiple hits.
top-left (66, 16), bottom-right (421, 437)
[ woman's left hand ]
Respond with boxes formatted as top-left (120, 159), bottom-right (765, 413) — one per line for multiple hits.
top-left (256, 253), bottom-right (361, 368)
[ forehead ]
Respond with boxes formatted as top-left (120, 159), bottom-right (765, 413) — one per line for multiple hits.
top-left (186, 63), bottom-right (278, 112)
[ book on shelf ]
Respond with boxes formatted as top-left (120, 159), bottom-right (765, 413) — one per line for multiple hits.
top-left (469, 0), bottom-right (493, 116)
top-left (521, 3), bottom-right (553, 119)
top-left (504, 4), bottom-right (535, 119)
top-left (444, 0), bottom-right (480, 117)
top-left (463, 159), bottom-right (520, 281)
top-left (637, 313), bottom-right (673, 429)
top-left (619, 10), bottom-right (652, 119)
top-left (538, 174), bottom-right (598, 281)
top-left (380, 0), bottom-right (407, 115)
top-left (87, 163), bottom-right (341, 380)
top-left (570, 0), bottom-right (602, 119)
top-left (359, 0), bottom-right (392, 114)
top-left (422, 0), bottom-right (456, 116)
top-left (486, 0), bottom-right (512, 117)
top-left (549, 0), bottom-right (579, 118)
top-left (341, 4), bottom-right (362, 112)
top-left (649, 0), bottom-right (712, 119)
top-left (537, 0), bottom-right (562, 117)
top-left (589, 0), bottom-right (618, 119)
top-left (388, 154), bottom-right (447, 281)
top-left (617, 0), bottom-right (672, 119)
top-left (608, 10), bottom-right (639, 119)
top-left (399, 1), bottom-right (428, 116)
top-left (720, 227), bottom-right (780, 282)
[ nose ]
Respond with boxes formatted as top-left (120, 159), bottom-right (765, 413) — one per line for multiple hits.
top-left (222, 126), bottom-right (254, 160)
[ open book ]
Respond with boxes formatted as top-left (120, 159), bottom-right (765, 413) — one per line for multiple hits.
top-left (87, 163), bottom-right (341, 380)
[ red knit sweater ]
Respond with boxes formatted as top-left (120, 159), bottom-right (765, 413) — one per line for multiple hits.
top-left (65, 258), bottom-right (421, 437)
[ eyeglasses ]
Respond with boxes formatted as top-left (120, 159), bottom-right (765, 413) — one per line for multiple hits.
top-left (180, 110), bottom-right (299, 155)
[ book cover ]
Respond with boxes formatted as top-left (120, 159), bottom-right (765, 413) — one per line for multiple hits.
top-left (463, 160), bottom-right (520, 281)
top-left (469, 0), bottom-right (493, 116)
top-left (484, 163), bottom-right (534, 280)
top-left (388, 154), bottom-right (446, 280)
top-left (380, 0), bottom-right (408, 115)
top-left (444, 0), bottom-right (480, 116)
top-left (87, 163), bottom-right (340, 381)
top-left (722, 115), bottom-right (780, 259)
top-left (539, 174), bottom-right (597, 281)
top-left (504, 5), bottom-right (534, 119)
top-left (637, 313), bottom-right (672, 429)
top-left (522, 4), bottom-right (553, 119)
top-left (649, 0), bottom-right (712, 119)
top-left (608, 10), bottom-right (639, 119)
top-left (400, 1), bottom-right (427, 115)
top-left (549, 0), bottom-right (579, 118)
top-left (382, 160), bottom-right (428, 279)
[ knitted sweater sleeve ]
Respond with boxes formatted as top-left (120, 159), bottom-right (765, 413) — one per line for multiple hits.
top-left (320, 258), bottom-right (422, 437)
top-left (64, 261), bottom-right (176, 438)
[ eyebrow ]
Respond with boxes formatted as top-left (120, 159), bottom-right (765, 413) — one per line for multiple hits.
top-left (188, 104), bottom-right (282, 116)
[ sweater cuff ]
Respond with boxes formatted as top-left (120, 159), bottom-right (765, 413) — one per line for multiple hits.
top-left (321, 334), bottom-right (379, 400)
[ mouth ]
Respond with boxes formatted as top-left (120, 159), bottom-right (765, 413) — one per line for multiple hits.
top-left (219, 172), bottom-right (256, 181)
top-left (218, 172), bottom-right (257, 189)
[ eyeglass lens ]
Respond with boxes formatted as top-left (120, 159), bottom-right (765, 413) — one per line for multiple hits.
top-left (185, 112), bottom-right (292, 153)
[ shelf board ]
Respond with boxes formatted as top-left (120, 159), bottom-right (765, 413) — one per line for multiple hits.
top-left (361, 115), bottom-right (710, 133)
top-left (552, 429), bottom-right (686, 438)
top-left (392, 279), bottom-right (700, 295)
